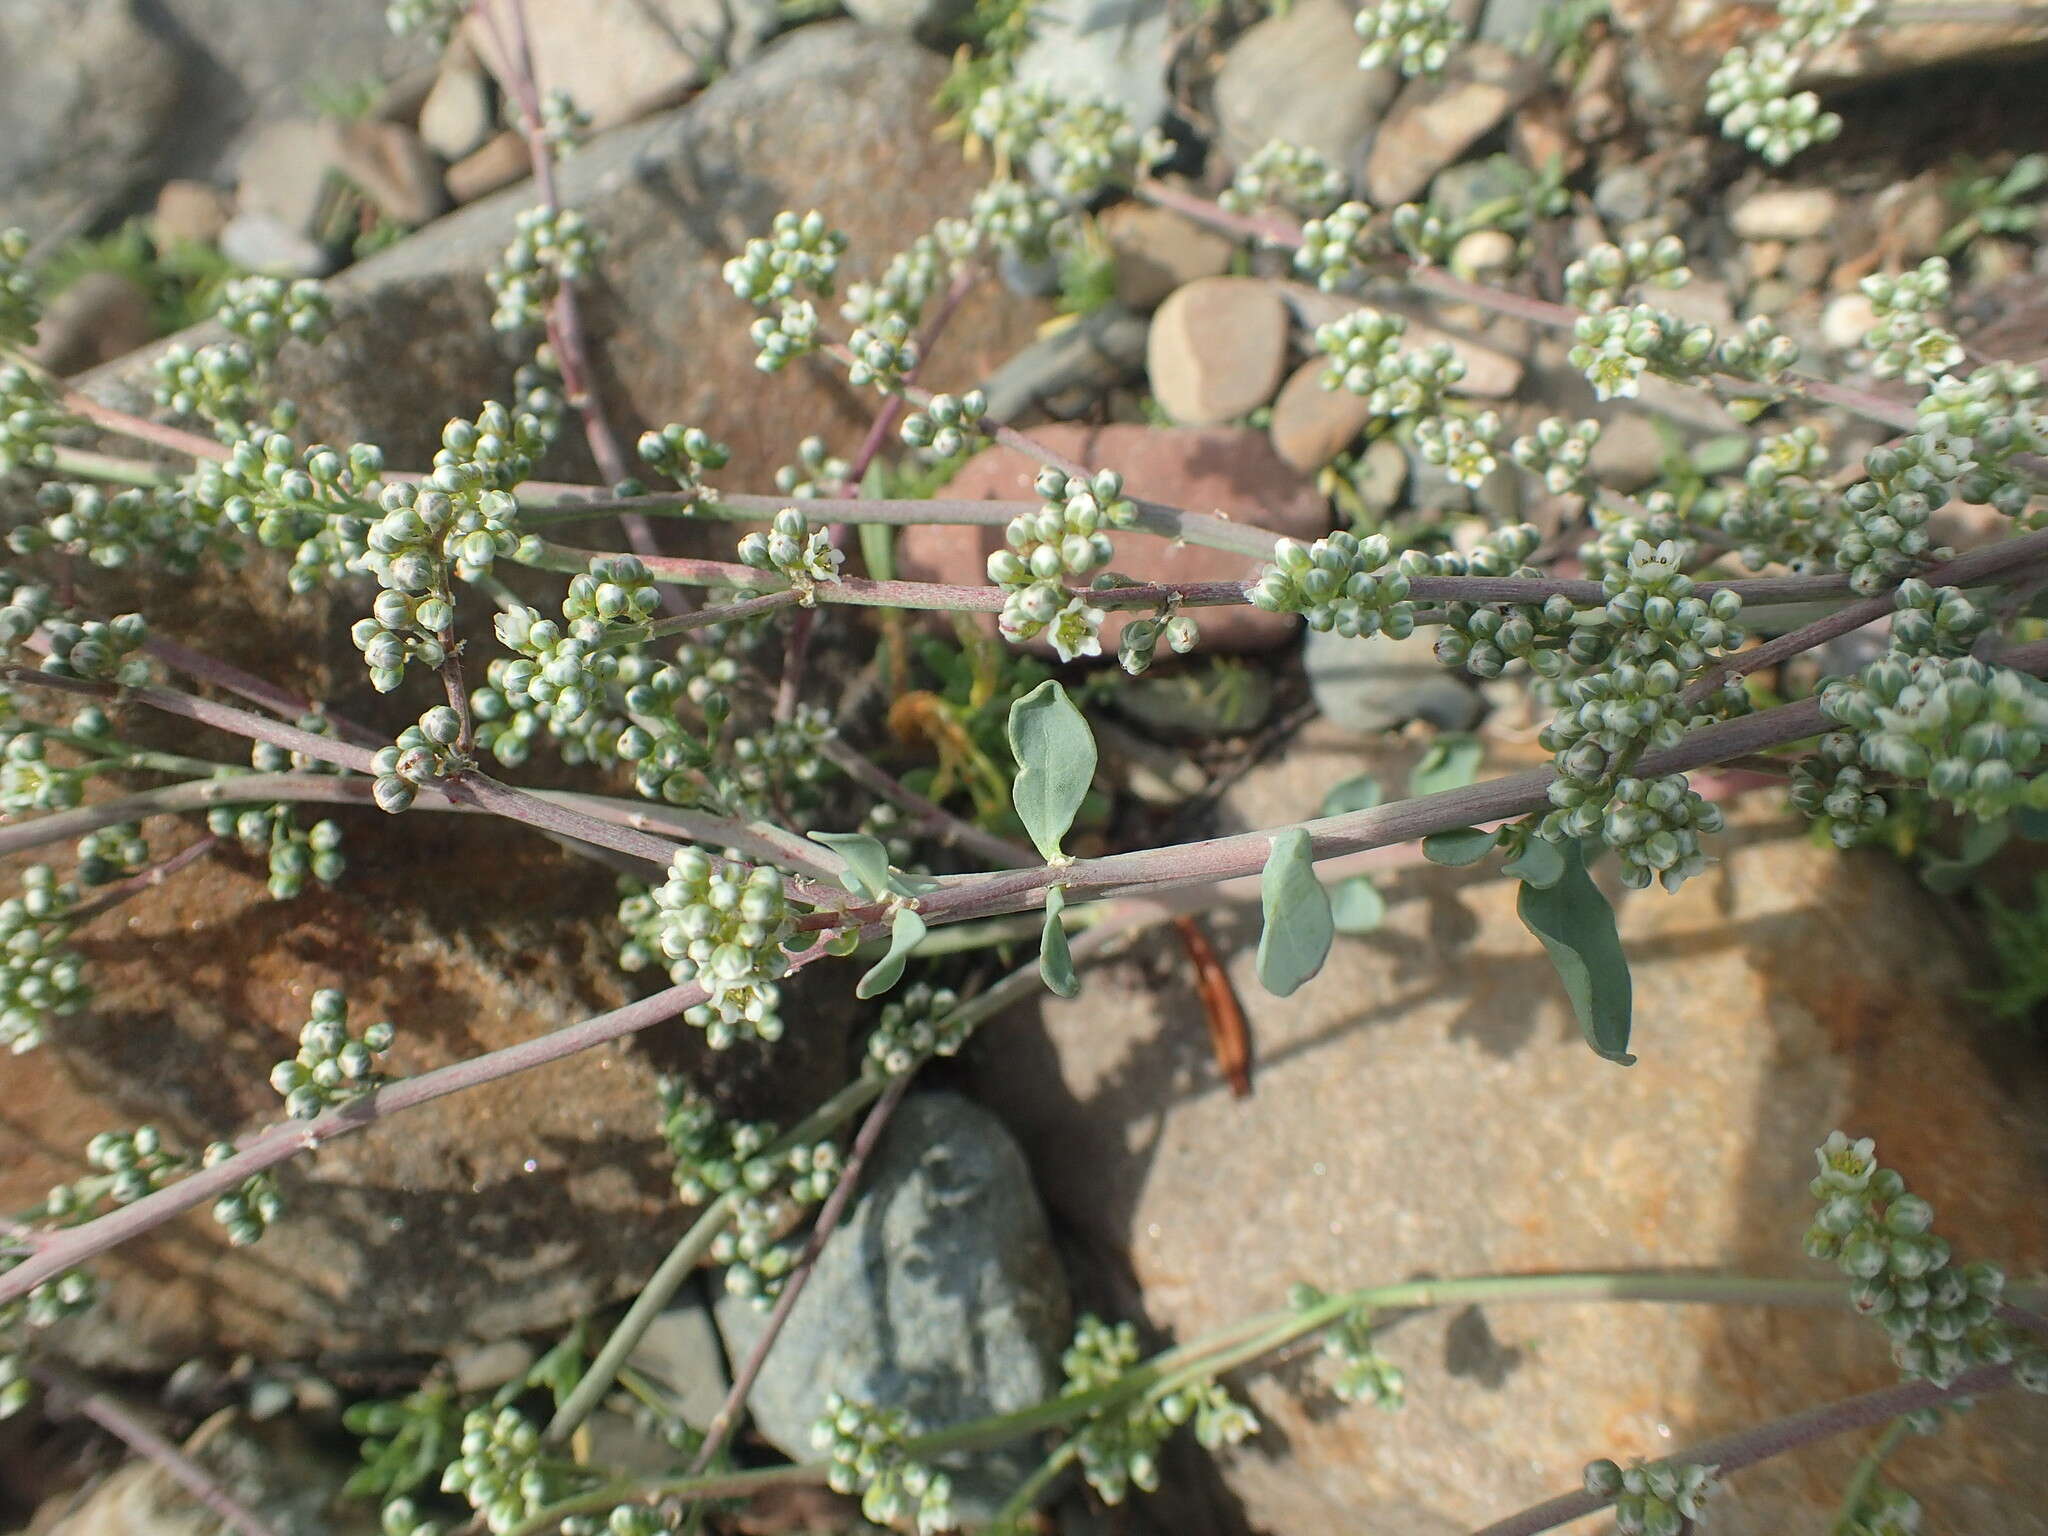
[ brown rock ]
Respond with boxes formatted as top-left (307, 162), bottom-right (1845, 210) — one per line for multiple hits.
top-left (1282, 283), bottom-right (1526, 398)
top-left (1099, 202), bottom-right (1238, 312)
top-left (26, 272), bottom-right (156, 377)
top-left (418, 60), bottom-right (497, 162)
top-left (1268, 356), bottom-right (1375, 471)
top-left (445, 129), bottom-right (531, 204)
top-left (892, 424), bottom-right (1329, 652)
top-left (1365, 42), bottom-right (1538, 206)
top-left (1730, 185), bottom-right (1840, 243)
top-left (151, 180), bottom-right (233, 249)
top-left (1449, 227), bottom-right (1516, 280)
top-left (966, 726), bottom-right (2048, 1534)
top-left (1146, 276), bottom-right (1290, 426)
top-left (1508, 92), bottom-right (1583, 177)
top-left (329, 119), bottom-right (449, 227)
top-left (233, 119), bottom-right (340, 239)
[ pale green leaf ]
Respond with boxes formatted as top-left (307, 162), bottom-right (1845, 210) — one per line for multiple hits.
top-left (1257, 827), bottom-right (1334, 997)
top-left (809, 830), bottom-right (894, 899)
top-left (856, 907), bottom-right (927, 1000)
top-left (1515, 841), bottom-right (1634, 1064)
top-left (1502, 835), bottom-right (1567, 889)
top-left (1039, 885), bottom-right (1079, 998)
top-left (1422, 826), bottom-right (1495, 866)
top-left (1320, 773), bottom-right (1383, 818)
top-left (1008, 680), bottom-right (1097, 863)
top-left (1329, 875), bottom-right (1386, 934)
top-left (1407, 734), bottom-right (1483, 797)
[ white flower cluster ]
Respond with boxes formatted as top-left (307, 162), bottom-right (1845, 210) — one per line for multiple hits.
top-left (1059, 1314), bottom-right (1257, 1506)
top-left (1221, 139), bottom-right (1348, 219)
top-left (1249, 529), bottom-right (1420, 639)
top-left (1705, 36), bottom-right (1843, 165)
top-left (737, 506), bottom-right (845, 599)
top-left (813, 1393), bottom-right (954, 1535)
top-left (1582, 1457), bottom-right (1717, 1536)
top-left (1314, 306), bottom-right (1466, 417)
top-left (269, 989), bottom-right (394, 1120)
top-left (1860, 258), bottom-right (1964, 383)
top-left (622, 849), bottom-right (795, 1048)
top-left (986, 467), bottom-right (1136, 661)
top-left (724, 209), bottom-right (847, 372)
top-left (1414, 409), bottom-right (1502, 488)
top-left (1569, 304), bottom-right (1716, 403)
top-left (1354, 0), bottom-right (1466, 77)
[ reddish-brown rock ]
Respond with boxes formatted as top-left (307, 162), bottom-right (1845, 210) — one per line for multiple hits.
top-left (892, 424), bottom-right (1331, 654)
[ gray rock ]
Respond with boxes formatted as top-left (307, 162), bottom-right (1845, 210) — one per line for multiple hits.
top-left (1214, 0), bottom-right (1397, 177)
top-left (714, 1093), bottom-right (1069, 1522)
top-left (1428, 155), bottom-right (1526, 227)
top-left (218, 211), bottom-right (334, 278)
top-left (330, 119), bottom-right (449, 227)
top-left (1016, 0), bottom-right (1172, 135)
top-left (1591, 163), bottom-right (1657, 227)
top-left (0, 0), bottom-right (184, 237)
top-left (627, 1292), bottom-right (733, 1429)
top-left (1304, 625), bottom-right (1484, 735)
top-left (1364, 41), bottom-right (1537, 206)
top-left (234, 119), bottom-right (341, 240)
top-left (26, 272), bottom-right (157, 378)
top-left (980, 304), bottom-right (1149, 423)
top-left (844, 0), bottom-right (975, 40)
top-left (965, 721), bottom-right (2048, 1535)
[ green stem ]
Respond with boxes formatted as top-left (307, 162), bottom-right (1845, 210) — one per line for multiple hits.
top-left (44, 446), bottom-right (181, 489)
top-left (1831, 1415), bottom-right (1915, 1534)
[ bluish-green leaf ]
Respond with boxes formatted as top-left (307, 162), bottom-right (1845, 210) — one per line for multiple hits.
top-left (1039, 885), bottom-right (1079, 998)
top-left (1258, 827), bottom-right (1334, 997)
top-left (1422, 826), bottom-right (1495, 866)
top-left (1329, 874), bottom-right (1386, 934)
top-left (1407, 734), bottom-right (1483, 797)
top-left (809, 830), bottom-right (895, 899)
top-left (1502, 834), bottom-right (1567, 889)
top-left (1008, 680), bottom-right (1096, 863)
top-left (1516, 841), bottom-right (1634, 1064)
top-left (1320, 773), bottom-right (1383, 818)
top-left (856, 907), bottom-right (927, 1000)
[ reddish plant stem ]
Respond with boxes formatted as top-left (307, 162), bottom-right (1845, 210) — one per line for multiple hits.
top-left (684, 1073), bottom-right (914, 1476)
top-left (816, 736), bottom-right (1030, 868)
top-left (32, 1363), bottom-right (284, 1536)
top-left (143, 637), bottom-right (386, 752)
top-left (1470, 1361), bottom-right (2019, 1536)
top-left (60, 390), bottom-right (230, 463)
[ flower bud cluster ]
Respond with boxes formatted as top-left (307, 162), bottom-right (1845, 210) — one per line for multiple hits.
top-left (636, 422), bottom-right (731, 505)
top-left (1221, 139), bottom-right (1347, 219)
top-left (813, 1393), bottom-right (954, 1535)
top-left (0, 735), bottom-right (84, 816)
top-left (1819, 653), bottom-right (2048, 821)
top-left (1568, 304), bottom-right (1716, 403)
top-left (1705, 425), bottom-right (1831, 570)
top-left (1290, 1285), bottom-right (1406, 1409)
top-left (1716, 313), bottom-right (1803, 388)
top-left (1354, 0), bottom-right (1466, 77)
top-left (1117, 608), bottom-right (1198, 676)
top-left (188, 430), bottom-right (383, 592)
top-left (0, 571), bottom-right (55, 652)
top-left (1250, 530), bottom-right (1419, 639)
top-left (385, 0), bottom-right (464, 41)
top-left (1431, 525), bottom-right (1581, 680)
top-left (19, 482), bottom-right (226, 575)
top-left (75, 820), bottom-right (150, 887)
top-left (737, 507), bottom-right (845, 598)
top-left (1803, 1131), bottom-right (2026, 1387)
top-left (39, 1126), bottom-right (190, 1217)
top-left (152, 340), bottom-right (267, 429)
top-left (205, 1141), bottom-right (283, 1247)
top-left (901, 389), bottom-right (988, 459)
top-left (842, 223), bottom-right (971, 332)
top-left (1706, 39), bottom-right (1843, 165)
top-left (1581, 1457), bottom-right (1716, 1536)
top-left (0, 363), bottom-right (66, 476)
top-left (442, 1407), bottom-right (562, 1535)
top-left (844, 311), bottom-right (918, 393)
top-left (1915, 363), bottom-right (2047, 523)
top-left (209, 799), bottom-right (346, 901)
top-left (775, 435), bottom-right (849, 499)
top-left (493, 553), bottom-right (663, 738)
top-left (0, 1263), bottom-right (96, 1419)
top-left (369, 707), bottom-right (472, 814)
top-left (269, 989), bottom-right (394, 1119)
top-left (1510, 417), bottom-right (1603, 498)
top-left (1889, 578), bottom-right (1985, 658)
top-left (216, 275), bottom-right (334, 362)
top-left (621, 849), bottom-right (795, 1048)
top-left (969, 179), bottom-right (1067, 265)
top-left (540, 88), bottom-right (591, 156)
top-left (0, 228), bottom-right (40, 347)
top-left (986, 467), bottom-right (1135, 661)
top-left (656, 1080), bottom-right (841, 1302)
top-left (1835, 433), bottom-right (1966, 594)
top-left (1789, 731), bottom-right (1888, 849)
top-left (1388, 200), bottom-right (1455, 264)
top-left (39, 613), bottom-right (149, 685)
top-left (1059, 1314), bottom-right (1257, 1504)
top-left (724, 210), bottom-right (847, 305)
top-left (1315, 307), bottom-right (1466, 417)
top-left (488, 205), bottom-right (602, 332)
top-left (1563, 238), bottom-right (1690, 315)
top-left (866, 982), bottom-right (966, 1076)
top-left (1860, 258), bottom-right (1963, 383)
top-left (1414, 410), bottom-right (1502, 489)
top-left (0, 864), bottom-right (88, 1052)
top-left (1294, 201), bottom-right (1378, 291)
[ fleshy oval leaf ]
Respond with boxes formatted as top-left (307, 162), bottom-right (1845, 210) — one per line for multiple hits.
top-left (1039, 885), bottom-right (1079, 999)
top-left (1515, 841), bottom-right (1634, 1064)
top-left (1502, 834), bottom-right (1568, 890)
top-left (1320, 773), bottom-right (1383, 818)
top-left (856, 906), bottom-right (928, 1000)
top-left (809, 830), bottom-right (894, 899)
top-left (1257, 827), bottom-right (1334, 997)
top-left (1407, 734), bottom-right (1483, 797)
top-left (1329, 874), bottom-right (1386, 935)
top-left (1007, 680), bottom-right (1097, 864)
top-left (1422, 826), bottom-right (1496, 867)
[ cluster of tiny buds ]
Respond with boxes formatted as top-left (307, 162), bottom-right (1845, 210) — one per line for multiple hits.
top-left (1315, 307), bottom-right (1466, 418)
top-left (46, 1126), bottom-right (189, 1213)
top-left (0, 864), bottom-right (88, 1052)
top-left (1705, 38), bottom-right (1842, 165)
top-left (1248, 530), bottom-right (1419, 639)
top-left (211, 801), bottom-right (346, 900)
top-left (775, 434), bottom-right (849, 499)
top-left (1889, 578), bottom-right (1986, 658)
top-left (1221, 139), bottom-right (1347, 220)
top-left (635, 421), bottom-right (730, 502)
top-left (900, 390), bottom-right (988, 459)
top-left (986, 467), bottom-right (1136, 661)
top-left (1563, 238), bottom-right (1691, 315)
top-left (865, 982), bottom-right (965, 1076)
top-left (538, 88), bottom-right (591, 155)
top-left (1117, 608), bottom-right (1198, 677)
top-left (812, 1393), bottom-right (954, 1535)
top-left (1414, 410), bottom-right (1502, 489)
top-left (204, 1140), bottom-right (283, 1247)
top-left (1294, 201), bottom-right (1378, 292)
top-left (268, 989), bottom-right (395, 1119)
top-left (1354, 0), bottom-right (1465, 77)
top-left (0, 735), bottom-right (83, 817)
top-left (1581, 1457), bottom-right (1717, 1536)
top-left (723, 209), bottom-right (846, 305)
top-left (0, 1266), bottom-right (96, 1417)
top-left (39, 613), bottom-right (149, 686)
top-left (1803, 1131), bottom-right (2031, 1387)
top-left (844, 311), bottom-right (919, 393)
top-left (1859, 258), bottom-right (1964, 383)
top-left (1290, 1285), bottom-right (1406, 1409)
top-left (1511, 416), bottom-right (1603, 497)
top-left (0, 228), bottom-right (39, 347)
top-left (1789, 731), bottom-right (1888, 848)
top-left (737, 507), bottom-right (844, 599)
top-left (385, 0), bottom-right (464, 42)
top-left (487, 205), bottom-right (601, 332)
top-left (20, 481), bottom-right (226, 575)
top-left (216, 275), bottom-right (334, 360)
top-left (624, 849), bottom-right (794, 1048)
top-left (1916, 364), bottom-right (2047, 521)
top-left (74, 818), bottom-right (150, 887)
top-left (1569, 304), bottom-right (1716, 403)
top-left (441, 1406), bottom-right (556, 1535)
top-left (370, 706), bottom-right (470, 814)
